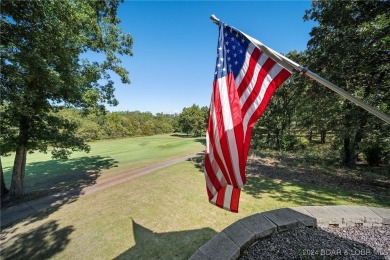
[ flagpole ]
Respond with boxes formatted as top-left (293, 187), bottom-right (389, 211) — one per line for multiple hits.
top-left (210, 15), bottom-right (390, 125)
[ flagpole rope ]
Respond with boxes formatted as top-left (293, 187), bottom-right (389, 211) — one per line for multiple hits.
top-left (210, 15), bottom-right (390, 125)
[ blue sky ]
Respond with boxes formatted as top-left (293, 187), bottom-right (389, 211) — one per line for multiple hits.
top-left (107, 1), bottom-right (316, 114)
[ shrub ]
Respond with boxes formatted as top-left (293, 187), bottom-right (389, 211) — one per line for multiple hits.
top-left (280, 134), bottom-right (298, 151)
top-left (297, 137), bottom-right (310, 150)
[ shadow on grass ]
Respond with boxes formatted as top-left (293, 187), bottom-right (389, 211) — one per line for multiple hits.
top-left (170, 133), bottom-right (190, 138)
top-left (188, 152), bottom-right (389, 207)
top-left (114, 219), bottom-right (216, 259)
top-left (194, 138), bottom-right (206, 146)
top-left (170, 133), bottom-right (206, 146)
top-left (0, 220), bottom-right (74, 260)
top-left (187, 152), bottom-right (205, 172)
top-left (244, 158), bottom-right (390, 207)
top-left (1, 156), bottom-right (118, 227)
top-left (3, 156), bottom-right (118, 205)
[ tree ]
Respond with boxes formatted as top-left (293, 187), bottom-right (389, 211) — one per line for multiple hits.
top-left (304, 0), bottom-right (390, 166)
top-left (1, 0), bottom-right (133, 199)
top-left (292, 51), bottom-right (340, 144)
top-left (178, 104), bottom-right (208, 137)
top-left (154, 113), bottom-right (174, 134)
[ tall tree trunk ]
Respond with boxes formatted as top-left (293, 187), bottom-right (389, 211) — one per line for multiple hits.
top-left (275, 130), bottom-right (280, 150)
top-left (320, 130), bottom-right (326, 144)
top-left (342, 103), bottom-right (358, 167)
top-left (9, 115), bottom-right (30, 200)
top-left (343, 135), bottom-right (356, 166)
top-left (9, 145), bottom-right (28, 199)
top-left (342, 123), bottom-right (366, 167)
top-left (1, 158), bottom-right (9, 197)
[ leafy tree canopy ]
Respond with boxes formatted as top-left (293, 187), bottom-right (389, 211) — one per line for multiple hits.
top-left (0, 0), bottom-right (133, 198)
top-left (304, 0), bottom-right (390, 165)
top-left (178, 104), bottom-right (208, 137)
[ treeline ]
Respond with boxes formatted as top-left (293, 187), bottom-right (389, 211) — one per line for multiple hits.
top-left (58, 109), bottom-right (175, 140)
top-left (57, 104), bottom-right (209, 141)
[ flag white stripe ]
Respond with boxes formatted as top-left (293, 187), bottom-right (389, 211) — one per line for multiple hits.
top-left (243, 64), bottom-right (284, 134)
top-left (235, 43), bottom-right (255, 88)
top-left (204, 135), bottom-right (217, 196)
top-left (210, 193), bottom-right (217, 204)
top-left (239, 52), bottom-right (269, 107)
top-left (206, 131), bottom-right (211, 154)
top-left (216, 169), bottom-right (224, 182)
top-left (210, 95), bottom-right (232, 185)
top-left (209, 149), bottom-right (225, 182)
top-left (218, 78), bottom-right (243, 187)
top-left (204, 170), bottom-right (217, 196)
top-left (223, 185), bottom-right (233, 210)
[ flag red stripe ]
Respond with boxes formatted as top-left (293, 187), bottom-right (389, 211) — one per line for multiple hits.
top-left (212, 77), bottom-right (239, 187)
top-left (241, 58), bottom-right (276, 117)
top-left (225, 74), bottom-right (246, 182)
top-left (216, 186), bottom-right (226, 207)
top-left (204, 154), bottom-right (221, 199)
top-left (237, 48), bottom-right (262, 97)
top-left (206, 95), bottom-right (230, 185)
top-left (243, 126), bottom-right (253, 163)
top-left (230, 188), bottom-right (240, 213)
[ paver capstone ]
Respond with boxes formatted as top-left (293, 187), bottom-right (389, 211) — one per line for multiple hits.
top-left (262, 208), bottom-right (299, 231)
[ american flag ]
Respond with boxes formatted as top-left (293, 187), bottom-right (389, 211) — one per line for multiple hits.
top-left (204, 22), bottom-right (291, 212)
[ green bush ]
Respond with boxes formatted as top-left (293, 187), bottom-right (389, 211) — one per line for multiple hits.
top-left (280, 135), bottom-right (310, 151)
top-left (280, 134), bottom-right (298, 151)
top-left (297, 137), bottom-right (310, 150)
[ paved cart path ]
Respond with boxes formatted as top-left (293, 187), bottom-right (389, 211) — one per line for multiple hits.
top-left (1, 152), bottom-right (202, 228)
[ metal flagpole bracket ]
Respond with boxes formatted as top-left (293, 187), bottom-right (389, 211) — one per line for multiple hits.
top-left (210, 14), bottom-right (220, 24)
top-left (299, 67), bottom-right (309, 75)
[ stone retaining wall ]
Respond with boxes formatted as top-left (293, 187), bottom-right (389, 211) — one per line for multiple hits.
top-left (189, 206), bottom-right (390, 260)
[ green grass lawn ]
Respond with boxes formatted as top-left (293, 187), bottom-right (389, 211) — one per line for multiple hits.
top-left (1, 135), bottom-right (389, 259)
top-left (2, 160), bottom-right (389, 259)
top-left (2, 134), bottom-right (205, 200)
